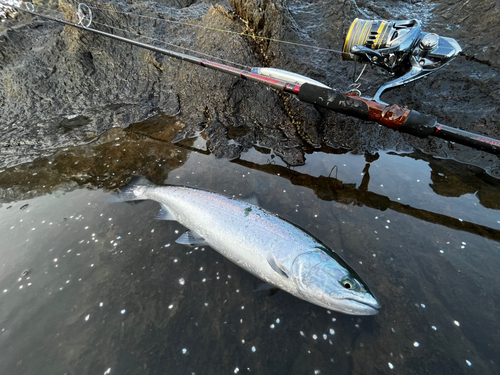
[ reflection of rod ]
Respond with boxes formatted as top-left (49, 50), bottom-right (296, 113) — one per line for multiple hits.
top-left (126, 128), bottom-right (500, 241)
top-left (234, 159), bottom-right (500, 243)
top-left (10, 4), bottom-right (500, 155)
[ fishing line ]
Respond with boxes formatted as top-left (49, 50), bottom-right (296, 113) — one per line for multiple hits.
top-left (85, 3), bottom-right (345, 55)
top-left (92, 19), bottom-right (253, 70)
top-left (11, 1), bottom-right (253, 70)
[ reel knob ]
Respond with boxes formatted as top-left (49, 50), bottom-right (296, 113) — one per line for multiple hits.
top-left (420, 33), bottom-right (439, 50)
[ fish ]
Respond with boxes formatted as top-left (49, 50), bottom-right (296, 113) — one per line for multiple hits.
top-left (115, 177), bottom-right (381, 315)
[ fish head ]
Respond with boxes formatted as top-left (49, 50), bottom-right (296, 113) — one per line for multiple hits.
top-left (292, 248), bottom-right (381, 315)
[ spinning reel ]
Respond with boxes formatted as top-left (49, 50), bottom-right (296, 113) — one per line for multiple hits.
top-left (342, 19), bottom-right (462, 103)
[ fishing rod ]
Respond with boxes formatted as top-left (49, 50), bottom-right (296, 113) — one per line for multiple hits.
top-left (4, 1), bottom-right (500, 155)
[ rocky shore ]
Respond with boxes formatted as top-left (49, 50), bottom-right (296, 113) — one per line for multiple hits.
top-left (1, 0), bottom-right (499, 172)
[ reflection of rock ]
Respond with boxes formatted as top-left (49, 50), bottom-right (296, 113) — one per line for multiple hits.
top-left (0, 0), bottom-right (499, 171)
top-left (0, 115), bottom-right (188, 202)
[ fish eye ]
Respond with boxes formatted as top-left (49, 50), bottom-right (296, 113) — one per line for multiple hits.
top-left (340, 277), bottom-right (357, 290)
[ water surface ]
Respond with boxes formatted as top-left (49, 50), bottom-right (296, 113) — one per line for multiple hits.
top-left (1, 115), bottom-right (499, 375)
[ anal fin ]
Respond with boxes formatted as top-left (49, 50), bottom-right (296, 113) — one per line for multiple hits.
top-left (155, 204), bottom-right (177, 221)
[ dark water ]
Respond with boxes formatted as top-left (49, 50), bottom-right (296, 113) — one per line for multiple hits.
top-left (1, 116), bottom-right (499, 375)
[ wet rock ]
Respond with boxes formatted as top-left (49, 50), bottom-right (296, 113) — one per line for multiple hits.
top-left (0, 0), bottom-right (498, 172)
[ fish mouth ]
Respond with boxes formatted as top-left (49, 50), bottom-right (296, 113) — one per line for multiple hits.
top-left (346, 298), bottom-right (381, 315)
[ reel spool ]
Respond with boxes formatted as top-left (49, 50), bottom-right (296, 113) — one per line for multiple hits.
top-left (342, 18), bottom-right (462, 103)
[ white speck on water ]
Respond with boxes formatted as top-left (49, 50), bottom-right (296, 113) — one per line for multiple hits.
top-left (165, 243), bottom-right (170, 247)
top-left (251, 346), bottom-right (256, 352)
top-left (85, 314), bottom-right (90, 321)
top-left (388, 362), bottom-right (394, 370)
top-left (387, 220), bottom-right (390, 223)
top-left (431, 326), bottom-right (437, 330)
top-left (66, 280), bottom-right (70, 284)
top-left (121, 309), bottom-right (126, 314)
top-left (175, 230), bottom-right (179, 234)
top-left (323, 334), bottom-right (327, 340)
top-left (99, 302), bottom-right (103, 307)
top-left (241, 306), bottom-right (244, 310)
top-left (179, 278), bottom-right (185, 285)
top-left (151, 229), bottom-right (154, 233)
top-left (312, 334), bottom-right (318, 340)
top-left (454, 320), bottom-right (460, 326)
top-left (421, 304), bottom-right (426, 308)
top-left (104, 368), bottom-right (111, 375)
top-left (182, 348), bottom-right (187, 354)
top-left (462, 242), bottom-right (466, 245)
top-left (385, 226), bottom-right (389, 229)
top-left (54, 258), bottom-right (58, 262)
top-left (466, 360), bottom-right (472, 366)
top-left (459, 218), bottom-right (463, 222)
top-left (329, 329), bottom-right (335, 335)
top-left (300, 331), bottom-right (305, 337)
top-left (19, 285), bottom-right (23, 289)
top-left (168, 305), bottom-right (174, 309)
top-left (199, 267), bottom-right (203, 271)
top-left (276, 318), bottom-right (280, 323)
top-left (234, 368), bottom-right (239, 374)
top-left (204, 302), bottom-right (209, 307)
top-left (440, 250), bottom-right (444, 253)
top-left (417, 179), bottom-right (420, 182)
top-left (91, 264), bottom-right (94, 267)
top-left (202, 278), bottom-right (206, 282)
top-left (174, 259), bottom-right (178, 263)
top-left (314, 370), bottom-right (321, 374)
top-left (3, 289), bottom-right (7, 293)
top-left (270, 324), bottom-right (275, 329)
top-left (413, 342), bottom-right (420, 347)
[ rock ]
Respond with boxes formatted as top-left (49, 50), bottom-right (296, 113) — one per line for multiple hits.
top-left (0, 0), bottom-right (498, 172)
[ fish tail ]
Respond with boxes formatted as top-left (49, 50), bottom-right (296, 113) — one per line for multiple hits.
top-left (112, 176), bottom-right (155, 202)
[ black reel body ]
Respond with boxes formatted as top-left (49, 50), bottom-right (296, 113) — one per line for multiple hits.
top-left (343, 19), bottom-right (462, 103)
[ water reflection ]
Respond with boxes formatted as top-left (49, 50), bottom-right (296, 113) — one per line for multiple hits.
top-left (0, 114), bottom-right (499, 374)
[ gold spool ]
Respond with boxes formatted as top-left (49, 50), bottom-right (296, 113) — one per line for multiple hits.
top-left (343, 19), bottom-right (393, 61)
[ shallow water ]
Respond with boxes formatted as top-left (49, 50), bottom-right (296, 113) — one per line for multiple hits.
top-left (0, 115), bottom-right (499, 375)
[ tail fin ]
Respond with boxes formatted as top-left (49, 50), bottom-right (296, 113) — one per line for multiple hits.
top-left (113, 176), bottom-right (155, 202)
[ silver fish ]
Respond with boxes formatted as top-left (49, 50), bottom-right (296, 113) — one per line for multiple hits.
top-left (116, 177), bottom-right (381, 315)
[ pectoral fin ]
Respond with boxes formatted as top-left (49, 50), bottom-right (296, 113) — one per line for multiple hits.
top-left (176, 230), bottom-right (208, 247)
top-left (267, 253), bottom-right (289, 278)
